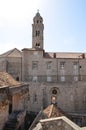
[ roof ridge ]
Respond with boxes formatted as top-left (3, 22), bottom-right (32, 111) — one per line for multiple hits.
top-left (6, 48), bottom-right (17, 56)
top-left (48, 104), bottom-right (53, 117)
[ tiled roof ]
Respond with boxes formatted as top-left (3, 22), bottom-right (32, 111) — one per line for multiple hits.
top-left (43, 104), bottom-right (64, 118)
top-left (0, 48), bottom-right (21, 57)
top-left (44, 52), bottom-right (86, 59)
top-left (29, 104), bottom-right (65, 130)
top-left (0, 72), bottom-right (20, 87)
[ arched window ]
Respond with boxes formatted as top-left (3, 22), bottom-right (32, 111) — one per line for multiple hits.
top-left (36, 30), bottom-right (40, 36)
top-left (52, 89), bottom-right (57, 95)
top-left (37, 20), bottom-right (39, 23)
top-left (36, 43), bottom-right (40, 48)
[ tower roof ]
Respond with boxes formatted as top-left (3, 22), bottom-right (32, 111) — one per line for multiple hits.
top-left (36, 10), bottom-right (40, 17)
top-left (33, 10), bottom-right (43, 23)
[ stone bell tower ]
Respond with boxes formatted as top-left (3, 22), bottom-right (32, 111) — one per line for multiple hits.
top-left (32, 11), bottom-right (44, 49)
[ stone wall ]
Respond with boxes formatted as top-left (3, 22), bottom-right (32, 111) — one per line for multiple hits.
top-left (6, 57), bottom-right (22, 81)
top-left (0, 57), bottom-right (22, 81)
top-left (33, 116), bottom-right (81, 130)
top-left (0, 103), bottom-right (9, 130)
top-left (22, 49), bottom-right (86, 83)
top-left (28, 82), bottom-right (86, 113)
top-left (9, 84), bottom-right (29, 112)
top-left (0, 83), bottom-right (29, 130)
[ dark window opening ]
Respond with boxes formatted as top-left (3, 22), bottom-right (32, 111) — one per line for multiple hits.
top-left (16, 77), bottom-right (19, 81)
top-left (37, 20), bottom-right (39, 23)
top-left (52, 89), bottom-right (57, 95)
top-left (79, 66), bottom-right (82, 68)
top-left (32, 61), bottom-right (38, 69)
top-left (34, 94), bottom-right (37, 102)
top-left (36, 31), bottom-right (40, 36)
top-left (36, 43), bottom-right (40, 48)
top-left (9, 103), bottom-right (12, 114)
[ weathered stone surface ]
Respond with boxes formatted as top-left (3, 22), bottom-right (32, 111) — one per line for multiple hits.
top-left (0, 73), bottom-right (29, 130)
top-left (0, 72), bottom-right (20, 86)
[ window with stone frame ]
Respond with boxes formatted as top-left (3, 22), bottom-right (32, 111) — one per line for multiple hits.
top-left (33, 76), bottom-right (38, 82)
top-left (52, 89), bottom-right (57, 95)
top-left (47, 76), bottom-right (52, 82)
top-left (83, 95), bottom-right (86, 104)
top-left (47, 61), bottom-right (52, 69)
top-left (73, 62), bottom-right (78, 70)
top-left (32, 61), bottom-right (38, 70)
top-left (60, 76), bottom-right (65, 82)
top-left (36, 30), bottom-right (40, 36)
top-left (34, 93), bottom-right (37, 103)
top-left (60, 61), bottom-right (65, 69)
top-left (74, 76), bottom-right (78, 81)
top-left (36, 43), bottom-right (40, 48)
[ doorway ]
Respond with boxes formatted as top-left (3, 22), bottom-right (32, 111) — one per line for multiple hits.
top-left (9, 103), bottom-right (12, 114)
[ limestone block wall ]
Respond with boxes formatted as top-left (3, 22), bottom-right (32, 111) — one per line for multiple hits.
top-left (12, 91), bottom-right (29, 111)
top-left (0, 58), bottom-right (7, 72)
top-left (0, 103), bottom-right (9, 130)
top-left (28, 82), bottom-right (86, 113)
top-left (7, 57), bottom-right (22, 81)
top-left (22, 50), bottom-right (86, 83)
top-left (39, 116), bottom-right (80, 130)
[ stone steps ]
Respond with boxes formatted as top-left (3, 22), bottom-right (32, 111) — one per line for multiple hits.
top-left (3, 113), bottom-right (18, 130)
top-left (3, 110), bottom-right (26, 130)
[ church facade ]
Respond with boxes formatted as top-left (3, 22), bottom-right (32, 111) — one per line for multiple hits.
top-left (0, 12), bottom-right (86, 116)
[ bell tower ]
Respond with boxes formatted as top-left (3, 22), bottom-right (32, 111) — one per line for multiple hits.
top-left (32, 11), bottom-right (44, 49)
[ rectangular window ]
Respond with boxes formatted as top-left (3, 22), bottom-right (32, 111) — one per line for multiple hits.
top-left (60, 76), bottom-right (65, 82)
top-left (60, 62), bottom-right (65, 69)
top-left (33, 93), bottom-right (37, 103)
top-left (32, 61), bottom-right (38, 69)
top-left (74, 76), bottom-right (78, 81)
top-left (36, 30), bottom-right (40, 36)
top-left (47, 76), bottom-right (52, 82)
top-left (47, 61), bottom-right (52, 69)
top-left (33, 76), bottom-right (38, 82)
top-left (73, 62), bottom-right (78, 70)
top-left (83, 95), bottom-right (86, 104)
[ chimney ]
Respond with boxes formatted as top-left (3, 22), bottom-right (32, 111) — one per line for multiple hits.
top-left (82, 53), bottom-right (85, 59)
top-left (53, 53), bottom-right (56, 58)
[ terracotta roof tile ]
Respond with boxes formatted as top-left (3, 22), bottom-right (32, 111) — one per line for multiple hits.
top-left (0, 48), bottom-right (21, 57)
top-left (0, 72), bottom-right (20, 87)
top-left (44, 52), bottom-right (86, 59)
top-left (43, 104), bottom-right (64, 118)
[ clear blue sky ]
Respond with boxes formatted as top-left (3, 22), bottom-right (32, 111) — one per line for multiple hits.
top-left (0, 0), bottom-right (86, 54)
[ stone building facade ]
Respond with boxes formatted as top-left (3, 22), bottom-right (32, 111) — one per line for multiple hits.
top-left (0, 11), bottom-right (86, 119)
